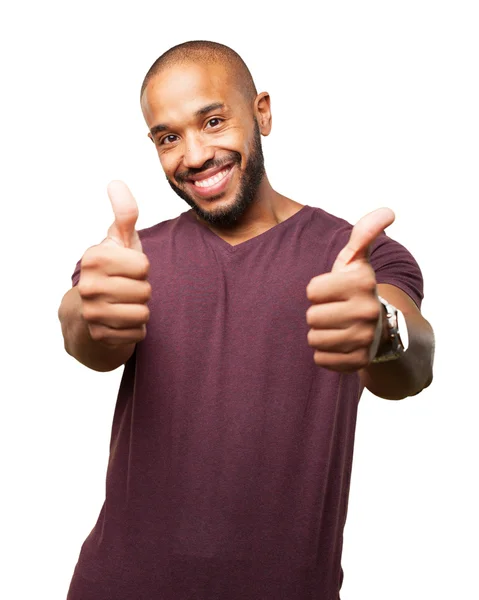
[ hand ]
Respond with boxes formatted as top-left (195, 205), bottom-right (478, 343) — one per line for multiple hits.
top-left (77, 181), bottom-right (151, 347)
top-left (306, 208), bottom-right (395, 372)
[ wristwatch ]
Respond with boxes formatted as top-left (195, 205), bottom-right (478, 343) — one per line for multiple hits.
top-left (372, 295), bottom-right (409, 363)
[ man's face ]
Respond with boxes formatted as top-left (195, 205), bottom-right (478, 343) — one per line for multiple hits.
top-left (141, 62), bottom-right (266, 227)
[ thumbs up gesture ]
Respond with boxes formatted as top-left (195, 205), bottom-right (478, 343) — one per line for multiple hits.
top-left (306, 208), bottom-right (395, 372)
top-left (77, 181), bottom-right (151, 347)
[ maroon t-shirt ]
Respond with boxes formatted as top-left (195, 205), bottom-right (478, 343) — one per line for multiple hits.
top-left (67, 205), bottom-right (423, 600)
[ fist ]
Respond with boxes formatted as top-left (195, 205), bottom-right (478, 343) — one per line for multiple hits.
top-left (78, 181), bottom-right (151, 347)
top-left (306, 208), bottom-right (395, 372)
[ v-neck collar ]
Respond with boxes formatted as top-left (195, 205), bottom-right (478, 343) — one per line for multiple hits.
top-left (184, 205), bottom-right (313, 254)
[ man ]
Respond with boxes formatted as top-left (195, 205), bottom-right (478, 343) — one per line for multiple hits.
top-left (59, 41), bottom-right (434, 600)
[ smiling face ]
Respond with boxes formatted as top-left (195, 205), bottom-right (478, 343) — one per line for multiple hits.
top-left (141, 61), bottom-right (271, 227)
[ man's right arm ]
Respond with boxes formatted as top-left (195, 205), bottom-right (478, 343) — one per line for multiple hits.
top-left (58, 181), bottom-right (151, 373)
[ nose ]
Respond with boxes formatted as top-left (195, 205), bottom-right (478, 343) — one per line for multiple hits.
top-left (182, 133), bottom-right (215, 169)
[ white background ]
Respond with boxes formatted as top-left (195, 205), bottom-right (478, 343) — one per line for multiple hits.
top-left (2, 1), bottom-right (478, 598)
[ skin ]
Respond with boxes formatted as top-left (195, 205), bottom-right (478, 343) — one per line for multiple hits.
top-left (140, 61), bottom-right (304, 245)
top-left (59, 58), bottom-right (434, 398)
top-left (58, 181), bottom-right (151, 372)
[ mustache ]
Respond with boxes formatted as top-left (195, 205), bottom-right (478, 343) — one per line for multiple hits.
top-left (175, 152), bottom-right (241, 184)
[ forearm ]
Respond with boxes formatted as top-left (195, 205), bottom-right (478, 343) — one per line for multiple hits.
top-left (58, 287), bottom-right (135, 372)
top-left (360, 310), bottom-right (435, 400)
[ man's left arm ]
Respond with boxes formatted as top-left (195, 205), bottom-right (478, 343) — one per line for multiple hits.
top-left (306, 208), bottom-right (435, 400)
top-left (359, 282), bottom-right (435, 400)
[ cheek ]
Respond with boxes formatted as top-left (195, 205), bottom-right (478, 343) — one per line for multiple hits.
top-left (236, 130), bottom-right (257, 166)
top-left (158, 151), bottom-right (178, 178)
top-left (218, 128), bottom-right (248, 158)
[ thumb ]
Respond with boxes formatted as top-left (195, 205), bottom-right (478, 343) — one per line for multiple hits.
top-left (332, 207), bottom-right (395, 272)
top-left (105, 180), bottom-right (143, 252)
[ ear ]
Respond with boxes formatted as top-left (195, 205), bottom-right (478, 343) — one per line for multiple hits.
top-left (254, 92), bottom-right (272, 136)
top-left (147, 132), bottom-right (154, 144)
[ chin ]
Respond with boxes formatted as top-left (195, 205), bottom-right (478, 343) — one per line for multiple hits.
top-left (196, 193), bottom-right (236, 211)
top-left (167, 147), bottom-right (264, 228)
top-left (192, 195), bottom-right (250, 228)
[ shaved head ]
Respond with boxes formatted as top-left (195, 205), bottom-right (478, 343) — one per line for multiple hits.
top-left (140, 40), bottom-right (258, 105)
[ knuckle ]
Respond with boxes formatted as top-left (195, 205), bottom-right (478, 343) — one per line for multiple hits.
top-left (305, 307), bottom-right (316, 327)
top-left (359, 328), bottom-right (376, 347)
top-left (349, 267), bottom-right (375, 292)
top-left (313, 351), bottom-right (324, 366)
top-left (307, 329), bottom-right (317, 347)
top-left (139, 253), bottom-right (150, 277)
top-left (82, 304), bottom-right (99, 323)
top-left (139, 305), bottom-right (150, 323)
top-left (81, 246), bottom-right (107, 270)
top-left (362, 273), bottom-right (377, 292)
top-left (346, 267), bottom-right (364, 285)
top-left (87, 324), bottom-right (104, 341)
top-left (77, 278), bottom-right (97, 299)
top-left (130, 304), bottom-right (150, 329)
top-left (355, 349), bottom-right (370, 369)
top-left (352, 326), bottom-right (376, 350)
top-left (80, 248), bottom-right (95, 268)
top-left (339, 350), bottom-right (367, 372)
top-left (137, 325), bottom-right (147, 342)
top-left (143, 281), bottom-right (152, 302)
top-left (363, 301), bottom-right (380, 322)
top-left (306, 277), bottom-right (319, 300)
top-left (341, 339), bottom-right (355, 353)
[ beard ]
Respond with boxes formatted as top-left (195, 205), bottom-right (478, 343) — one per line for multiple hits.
top-left (166, 120), bottom-right (265, 228)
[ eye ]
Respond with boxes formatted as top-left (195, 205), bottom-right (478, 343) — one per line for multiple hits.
top-left (206, 117), bottom-right (223, 129)
top-left (160, 134), bottom-right (178, 146)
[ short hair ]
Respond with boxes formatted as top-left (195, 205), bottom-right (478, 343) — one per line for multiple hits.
top-left (140, 40), bottom-right (258, 104)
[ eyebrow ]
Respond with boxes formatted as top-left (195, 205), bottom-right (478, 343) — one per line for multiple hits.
top-left (150, 102), bottom-right (226, 137)
top-left (194, 102), bottom-right (225, 117)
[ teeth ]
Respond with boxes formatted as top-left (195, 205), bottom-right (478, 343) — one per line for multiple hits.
top-left (194, 167), bottom-right (230, 188)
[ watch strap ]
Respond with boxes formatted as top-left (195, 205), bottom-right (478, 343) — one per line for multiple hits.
top-left (372, 296), bottom-right (405, 363)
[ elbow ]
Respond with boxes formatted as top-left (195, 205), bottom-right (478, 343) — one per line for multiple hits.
top-left (424, 369), bottom-right (433, 391)
top-left (394, 367), bottom-right (434, 400)
top-left (408, 367), bottom-right (433, 398)
top-left (363, 366), bottom-right (433, 401)
top-left (367, 387), bottom-right (410, 401)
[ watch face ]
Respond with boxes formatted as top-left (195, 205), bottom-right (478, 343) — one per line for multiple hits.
top-left (397, 309), bottom-right (409, 351)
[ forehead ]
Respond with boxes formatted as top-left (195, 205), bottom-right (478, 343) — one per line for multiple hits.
top-left (141, 61), bottom-right (246, 128)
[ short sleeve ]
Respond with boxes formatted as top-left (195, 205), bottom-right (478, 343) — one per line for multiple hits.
top-left (369, 233), bottom-right (424, 309)
top-left (328, 219), bottom-right (424, 310)
top-left (71, 258), bottom-right (82, 287)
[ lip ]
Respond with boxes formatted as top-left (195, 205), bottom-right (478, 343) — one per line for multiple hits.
top-left (185, 164), bottom-right (235, 199)
top-left (187, 162), bottom-right (233, 182)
